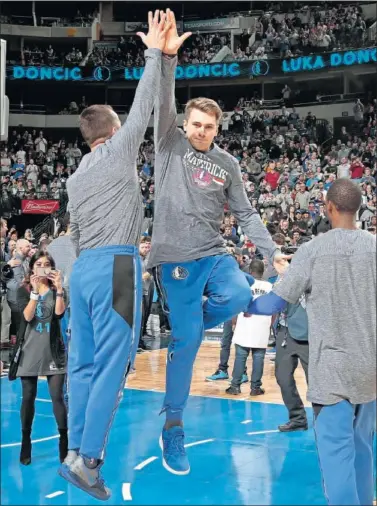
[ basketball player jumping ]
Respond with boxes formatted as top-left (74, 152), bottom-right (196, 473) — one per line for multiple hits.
top-left (58, 11), bottom-right (171, 501)
top-left (148, 9), bottom-right (290, 476)
top-left (247, 179), bottom-right (376, 506)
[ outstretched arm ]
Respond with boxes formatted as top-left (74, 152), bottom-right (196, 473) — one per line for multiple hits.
top-left (154, 54), bottom-right (178, 153)
top-left (247, 242), bottom-right (313, 315)
top-left (154, 9), bottom-right (191, 153)
top-left (247, 291), bottom-right (287, 316)
top-left (110, 11), bottom-right (170, 160)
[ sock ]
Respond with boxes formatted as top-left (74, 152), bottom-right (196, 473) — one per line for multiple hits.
top-left (83, 457), bottom-right (100, 469)
top-left (164, 420), bottom-right (183, 430)
top-left (164, 407), bottom-right (183, 430)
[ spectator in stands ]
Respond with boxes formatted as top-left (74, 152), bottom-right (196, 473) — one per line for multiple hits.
top-left (35, 132), bottom-right (48, 154)
top-left (4, 239), bottom-right (31, 340)
top-left (248, 3), bottom-right (368, 61)
top-left (25, 159), bottom-right (39, 186)
top-left (1, 218), bottom-right (12, 363)
top-left (222, 225), bottom-right (240, 245)
top-left (88, 30), bottom-right (230, 67)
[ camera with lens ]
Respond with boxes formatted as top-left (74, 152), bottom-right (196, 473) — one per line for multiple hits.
top-left (1, 263), bottom-right (13, 295)
top-left (1, 263), bottom-right (14, 282)
top-left (281, 246), bottom-right (299, 255)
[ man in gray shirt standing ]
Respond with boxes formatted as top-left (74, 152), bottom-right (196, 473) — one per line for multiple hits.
top-left (58, 12), bottom-right (171, 501)
top-left (248, 179), bottom-right (376, 506)
top-left (148, 9), bottom-right (288, 476)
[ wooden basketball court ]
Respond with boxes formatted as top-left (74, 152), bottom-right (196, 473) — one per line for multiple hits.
top-left (128, 341), bottom-right (309, 406)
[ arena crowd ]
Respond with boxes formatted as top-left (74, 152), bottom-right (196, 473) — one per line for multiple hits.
top-left (1, 94), bottom-right (375, 369)
top-left (6, 3), bottom-right (374, 67)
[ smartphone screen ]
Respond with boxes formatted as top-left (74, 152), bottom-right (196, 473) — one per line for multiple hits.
top-left (36, 267), bottom-right (51, 277)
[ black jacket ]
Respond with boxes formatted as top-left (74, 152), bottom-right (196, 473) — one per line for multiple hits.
top-left (10, 287), bottom-right (66, 374)
top-left (46, 217), bottom-right (63, 238)
top-left (312, 215), bottom-right (331, 235)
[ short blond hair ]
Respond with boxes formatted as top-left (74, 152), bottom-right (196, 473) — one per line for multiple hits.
top-left (185, 98), bottom-right (223, 124)
top-left (79, 105), bottom-right (119, 146)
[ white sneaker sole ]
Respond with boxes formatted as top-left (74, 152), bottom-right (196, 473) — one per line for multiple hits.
top-left (159, 435), bottom-right (190, 476)
top-left (205, 377), bottom-right (228, 382)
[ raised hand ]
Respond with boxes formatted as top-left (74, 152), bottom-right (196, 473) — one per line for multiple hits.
top-left (30, 274), bottom-right (40, 293)
top-left (273, 253), bottom-right (292, 275)
top-left (163, 8), bottom-right (192, 55)
top-left (7, 258), bottom-right (21, 268)
top-left (48, 270), bottom-right (63, 291)
top-left (137, 10), bottom-right (172, 51)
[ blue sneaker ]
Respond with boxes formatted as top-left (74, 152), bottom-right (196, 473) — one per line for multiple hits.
top-left (205, 370), bottom-right (229, 381)
top-left (159, 426), bottom-right (190, 475)
top-left (58, 455), bottom-right (111, 501)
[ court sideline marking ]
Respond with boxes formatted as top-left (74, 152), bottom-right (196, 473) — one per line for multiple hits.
top-left (133, 438), bottom-right (215, 472)
top-left (122, 483), bottom-right (132, 501)
top-left (43, 438), bottom-right (216, 500)
top-left (1, 434), bottom-right (59, 448)
top-left (185, 438), bottom-right (215, 448)
top-left (134, 456), bottom-right (158, 470)
top-left (132, 430), bottom-right (281, 473)
top-left (2, 408), bottom-right (54, 419)
top-left (45, 491), bottom-right (65, 499)
top-left (247, 430), bottom-right (280, 436)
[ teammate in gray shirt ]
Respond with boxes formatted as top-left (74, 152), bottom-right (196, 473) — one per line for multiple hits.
top-left (58, 12), bottom-right (171, 501)
top-left (148, 9), bottom-right (289, 476)
top-left (248, 179), bottom-right (376, 506)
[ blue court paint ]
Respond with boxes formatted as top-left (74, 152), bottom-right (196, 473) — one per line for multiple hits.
top-left (1, 379), bottom-right (375, 505)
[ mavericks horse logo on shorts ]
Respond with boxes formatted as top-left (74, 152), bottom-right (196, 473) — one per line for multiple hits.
top-left (172, 266), bottom-right (189, 280)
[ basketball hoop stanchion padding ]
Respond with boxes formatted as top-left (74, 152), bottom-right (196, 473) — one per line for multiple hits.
top-left (0, 39), bottom-right (9, 141)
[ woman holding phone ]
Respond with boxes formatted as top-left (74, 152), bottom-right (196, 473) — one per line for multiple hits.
top-left (10, 250), bottom-right (68, 465)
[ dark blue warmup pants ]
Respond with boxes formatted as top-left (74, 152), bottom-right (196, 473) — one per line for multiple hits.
top-left (68, 246), bottom-right (142, 460)
top-left (154, 254), bottom-right (251, 422)
top-left (314, 399), bottom-right (376, 505)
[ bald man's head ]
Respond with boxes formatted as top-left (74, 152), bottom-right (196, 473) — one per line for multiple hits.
top-left (16, 239), bottom-right (31, 258)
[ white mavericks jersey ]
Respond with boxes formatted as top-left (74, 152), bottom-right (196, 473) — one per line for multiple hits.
top-left (233, 279), bottom-right (273, 348)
